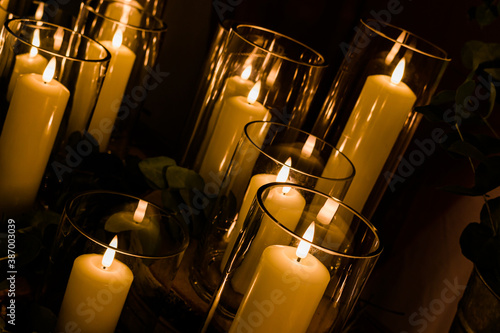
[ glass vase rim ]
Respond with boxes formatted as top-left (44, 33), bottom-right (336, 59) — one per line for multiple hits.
top-left (83, 1), bottom-right (167, 33)
top-left (256, 182), bottom-right (383, 259)
top-left (244, 120), bottom-right (356, 182)
top-left (5, 18), bottom-right (112, 64)
top-left (232, 23), bottom-right (327, 68)
top-left (360, 18), bottom-right (451, 62)
top-left (63, 190), bottom-right (190, 260)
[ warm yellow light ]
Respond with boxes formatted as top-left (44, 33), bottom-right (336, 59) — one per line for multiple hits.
top-left (296, 223), bottom-right (315, 259)
top-left (133, 200), bottom-right (148, 223)
top-left (276, 157), bottom-right (292, 194)
top-left (102, 235), bottom-right (118, 269)
top-left (391, 58), bottom-right (405, 84)
top-left (247, 81), bottom-right (261, 104)
top-left (42, 58), bottom-right (56, 83)
top-left (385, 31), bottom-right (406, 65)
top-left (316, 199), bottom-right (340, 225)
top-left (301, 135), bottom-right (316, 158)
top-left (241, 66), bottom-right (252, 80)
top-left (35, 2), bottom-right (44, 21)
top-left (30, 30), bottom-right (40, 58)
top-left (54, 27), bottom-right (64, 51)
top-left (112, 29), bottom-right (123, 48)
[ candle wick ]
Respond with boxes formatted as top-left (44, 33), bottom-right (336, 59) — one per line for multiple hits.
top-left (102, 266), bottom-right (107, 270)
top-left (296, 257), bottom-right (301, 263)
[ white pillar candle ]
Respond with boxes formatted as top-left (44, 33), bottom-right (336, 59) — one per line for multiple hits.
top-left (0, 58), bottom-right (69, 214)
top-left (326, 59), bottom-right (416, 211)
top-left (56, 236), bottom-right (134, 333)
top-left (199, 81), bottom-right (269, 181)
top-left (6, 29), bottom-right (48, 101)
top-left (220, 159), bottom-right (291, 272)
top-left (230, 224), bottom-right (329, 333)
top-left (231, 169), bottom-right (306, 294)
top-left (87, 29), bottom-right (136, 152)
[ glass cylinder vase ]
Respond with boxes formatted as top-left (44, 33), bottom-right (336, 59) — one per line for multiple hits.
top-left (44, 191), bottom-right (190, 333)
top-left (190, 120), bottom-right (355, 303)
top-left (311, 19), bottom-right (450, 218)
top-left (201, 182), bottom-right (382, 333)
top-left (0, 19), bottom-right (110, 216)
top-left (74, 0), bottom-right (167, 157)
top-left (182, 24), bottom-right (327, 182)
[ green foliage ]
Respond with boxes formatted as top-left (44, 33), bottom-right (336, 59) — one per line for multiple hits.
top-left (138, 157), bottom-right (208, 237)
top-left (416, 1), bottom-right (500, 294)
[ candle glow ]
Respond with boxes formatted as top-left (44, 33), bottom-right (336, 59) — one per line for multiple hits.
top-left (42, 57), bottom-right (56, 83)
top-left (241, 66), bottom-right (251, 80)
top-left (30, 30), bottom-right (40, 58)
top-left (133, 200), bottom-right (148, 222)
top-left (301, 135), bottom-right (316, 158)
top-left (296, 223), bottom-right (315, 259)
top-left (391, 58), bottom-right (405, 84)
top-left (102, 235), bottom-right (118, 268)
top-left (277, 157), bottom-right (292, 194)
top-left (317, 199), bottom-right (340, 225)
top-left (112, 29), bottom-right (123, 48)
top-left (247, 81), bottom-right (261, 104)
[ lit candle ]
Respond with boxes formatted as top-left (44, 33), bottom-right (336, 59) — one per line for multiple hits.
top-left (87, 29), bottom-right (136, 152)
top-left (230, 165), bottom-right (306, 294)
top-left (104, 200), bottom-right (161, 255)
top-left (199, 81), bottom-right (269, 181)
top-left (220, 158), bottom-right (291, 272)
top-left (6, 29), bottom-right (48, 101)
top-left (56, 236), bottom-right (134, 333)
top-left (0, 58), bottom-right (70, 214)
top-left (229, 223), bottom-right (329, 333)
top-left (326, 59), bottom-right (416, 211)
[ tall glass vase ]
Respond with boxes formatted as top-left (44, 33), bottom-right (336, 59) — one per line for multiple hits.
top-left (74, 0), bottom-right (167, 157)
top-left (0, 19), bottom-right (110, 215)
top-left (182, 24), bottom-right (326, 183)
top-left (312, 19), bottom-right (450, 218)
top-left (201, 182), bottom-right (382, 333)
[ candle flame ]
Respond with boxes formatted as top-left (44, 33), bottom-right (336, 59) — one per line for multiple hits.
top-left (301, 135), bottom-right (316, 158)
top-left (30, 30), bottom-right (40, 58)
top-left (133, 200), bottom-right (148, 223)
top-left (241, 66), bottom-right (252, 80)
top-left (43, 58), bottom-right (56, 83)
top-left (391, 58), bottom-right (405, 84)
top-left (296, 223), bottom-right (315, 259)
top-left (385, 31), bottom-right (406, 65)
top-left (112, 29), bottom-right (123, 48)
top-left (102, 235), bottom-right (118, 268)
top-left (35, 2), bottom-right (44, 21)
top-left (54, 27), bottom-right (64, 51)
top-left (277, 157), bottom-right (292, 194)
top-left (317, 199), bottom-right (340, 225)
top-left (247, 81), bottom-right (261, 105)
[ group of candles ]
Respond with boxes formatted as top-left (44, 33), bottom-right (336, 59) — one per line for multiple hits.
top-left (0, 8), bottom-right (137, 214)
top-left (0, 8), bottom-right (417, 330)
top-left (196, 44), bottom-right (416, 331)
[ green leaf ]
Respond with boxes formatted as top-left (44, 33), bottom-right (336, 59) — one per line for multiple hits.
top-left (166, 166), bottom-right (204, 190)
top-left (161, 188), bottom-right (182, 212)
top-left (138, 156), bottom-right (176, 189)
top-left (480, 197), bottom-right (500, 232)
top-left (475, 3), bottom-right (497, 27)
top-left (460, 222), bottom-right (493, 263)
top-left (447, 140), bottom-right (488, 162)
top-left (430, 90), bottom-right (456, 105)
top-left (414, 104), bottom-right (447, 122)
top-left (462, 41), bottom-right (485, 69)
top-left (455, 79), bottom-right (476, 108)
